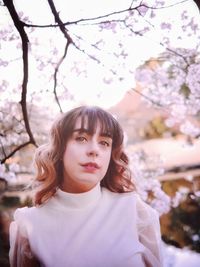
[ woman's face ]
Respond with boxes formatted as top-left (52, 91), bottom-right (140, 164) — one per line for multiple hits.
top-left (61, 117), bottom-right (112, 193)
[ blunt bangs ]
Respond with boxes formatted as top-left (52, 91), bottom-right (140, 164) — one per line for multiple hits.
top-left (61, 106), bottom-right (123, 147)
top-left (80, 109), bottom-right (114, 137)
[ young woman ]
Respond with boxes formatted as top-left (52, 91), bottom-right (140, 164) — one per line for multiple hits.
top-left (9, 105), bottom-right (163, 267)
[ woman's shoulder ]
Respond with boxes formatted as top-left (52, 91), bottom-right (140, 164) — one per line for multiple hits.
top-left (101, 187), bottom-right (140, 207)
top-left (134, 194), bottom-right (160, 227)
top-left (13, 206), bottom-right (37, 222)
top-left (102, 187), bottom-right (158, 218)
top-left (135, 194), bottom-right (158, 217)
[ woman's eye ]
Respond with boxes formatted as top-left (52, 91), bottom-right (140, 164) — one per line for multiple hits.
top-left (76, 136), bottom-right (87, 142)
top-left (100, 141), bottom-right (110, 147)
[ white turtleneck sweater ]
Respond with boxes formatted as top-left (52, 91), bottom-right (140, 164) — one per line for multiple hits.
top-left (9, 183), bottom-right (163, 267)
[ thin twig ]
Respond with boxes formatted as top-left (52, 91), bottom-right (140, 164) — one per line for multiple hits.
top-left (46, 0), bottom-right (74, 111)
top-left (22, 0), bottom-right (189, 28)
top-left (53, 42), bottom-right (70, 113)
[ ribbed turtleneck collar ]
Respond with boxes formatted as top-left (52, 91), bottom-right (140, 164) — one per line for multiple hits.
top-left (55, 183), bottom-right (101, 209)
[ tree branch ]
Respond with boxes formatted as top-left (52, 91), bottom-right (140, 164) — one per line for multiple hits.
top-left (47, 0), bottom-right (73, 43)
top-left (22, 0), bottom-right (189, 28)
top-left (45, 0), bottom-right (75, 112)
top-left (3, 0), bottom-right (37, 160)
top-left (53, 42), bottom-right (70, 113)
top-left (131, 87), bottom-right (168, 111)
top-left (1, 141), bottom-right (33, 164)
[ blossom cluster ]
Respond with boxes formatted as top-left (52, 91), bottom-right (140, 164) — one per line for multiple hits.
top-left (129, 150), bottom-right (171, 215)
top-left (129, 149), bottom-right (197, 216)
top-left (135, 48), bottom-right (200, 137)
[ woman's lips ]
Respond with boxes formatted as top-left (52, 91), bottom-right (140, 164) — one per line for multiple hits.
top-left (81, 162), bottom-right (100, 172)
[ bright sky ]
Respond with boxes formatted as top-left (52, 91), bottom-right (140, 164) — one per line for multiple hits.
top-left (1, 0), bottom-right (200, 110)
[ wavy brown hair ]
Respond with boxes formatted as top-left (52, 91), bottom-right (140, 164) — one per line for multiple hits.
top-left (33, 106), bottom-right (136, 205)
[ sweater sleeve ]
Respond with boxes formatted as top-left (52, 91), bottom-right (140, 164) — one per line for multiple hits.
top-left (136, 195), bottom-right (164, 267)
top-left (9, 208), bottom-right (40, 267)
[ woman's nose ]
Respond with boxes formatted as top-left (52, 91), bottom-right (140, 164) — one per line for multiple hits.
top-left (87, 141), bottom-right (99, 157)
